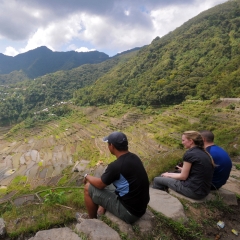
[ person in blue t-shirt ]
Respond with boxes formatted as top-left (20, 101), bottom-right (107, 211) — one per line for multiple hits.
top-left (200, 130), bottom-right (232, 190)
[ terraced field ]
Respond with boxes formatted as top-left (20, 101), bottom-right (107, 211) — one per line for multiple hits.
top-left (0, 99), bottom-right (239, 193)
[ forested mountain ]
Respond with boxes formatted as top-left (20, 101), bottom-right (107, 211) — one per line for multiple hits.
top-left (0, 46), bottom-right (109, 80)
top-left (74, 0), bottom-right (240, 106)
top-left (0, 70), bottom-right (29, 85)
top-left (1, 0), bottom-right (240, 126)
top-left (0, 50), bottom-right (139, 125)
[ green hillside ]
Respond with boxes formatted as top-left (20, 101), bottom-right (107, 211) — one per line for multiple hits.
top-left (74, 0), bottom-right (240, 106)
top-left (1, 1), bottom-right (240, 238)
top-left (0, 50), bottom-right (138, 125)
top-left (1, 0), bottom-right (240, 126)
top-left (0, 99), bottom-right (240, 239)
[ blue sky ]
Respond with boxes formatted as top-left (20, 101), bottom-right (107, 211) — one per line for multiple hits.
top-left (0, 0), bottom-right (227, 57)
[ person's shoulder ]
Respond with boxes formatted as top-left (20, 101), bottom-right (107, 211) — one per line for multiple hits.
top-left (185, 146), bottom-right (200, 154)
top-left (210, 145), bottom-right (228, 154)
top-left (120, 151), bottom-right (137, 157)
top-left (210, 145), bottom-right (221, 150)
top-left (107, 158), bottom-right (118, 167)
top-left (128, 152), bottom-right (141, 159)
top-left (184, 147), bottom-right (204, 158)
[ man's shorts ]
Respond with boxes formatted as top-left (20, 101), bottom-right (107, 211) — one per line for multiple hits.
top-left (88, 184), bottom-right (139, 224)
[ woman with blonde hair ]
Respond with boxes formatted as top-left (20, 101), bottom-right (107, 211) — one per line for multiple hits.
top-left (153, 131), bottom-right (214, 200)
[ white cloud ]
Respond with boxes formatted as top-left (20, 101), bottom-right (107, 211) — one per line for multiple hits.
top-left (124, 10), bottom-right (130, 16)
top-left (19, 14), bottom-right (83, 53)
top-left (0, 0), bottom-right (228, 56)
top-left (75, 47), bottom-right (96, 52)
top-left (4, 46), bottom-right (19, 56)
top-left (150, 0), bottom-right (227, 38)
top-left (78, 13), bottom-right (153, 52)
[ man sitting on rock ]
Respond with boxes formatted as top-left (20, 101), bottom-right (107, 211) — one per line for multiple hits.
top-left (200, 130), bottom-right (232, 190)
top-left (83, 131), bottom-right (150, 224)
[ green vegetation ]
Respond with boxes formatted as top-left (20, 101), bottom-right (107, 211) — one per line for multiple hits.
top-left (0, 187), bottom-right (85, 237)
top-left (236, 164), bottom-right (240, 170)
top-left (152, 210), bottom-right (203, 239)
top-left (0, 1), bottom-right (240, 239)
top-left (1, 0), bottom-right (240, 126)
top-left (7, 176), bottom-right (30, 194)
top-left (43, 189), bottom-right (65, 205)
top-left (74, 0), bottom-right (240, 107)
top-left (0, 99), bottom-right (239, 239)
top-left (0, 50), bottom-right (138, 126)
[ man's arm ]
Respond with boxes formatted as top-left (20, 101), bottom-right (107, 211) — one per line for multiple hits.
top-left (84, 174), bottom-right (107, 189)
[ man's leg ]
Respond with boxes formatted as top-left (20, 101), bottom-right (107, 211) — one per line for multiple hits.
top-left (88, 184), bottom-right (139, 224)
top-left (97, 184), bottom-right (115, 216)
top-left (84, 182), bottom-right (98, 218)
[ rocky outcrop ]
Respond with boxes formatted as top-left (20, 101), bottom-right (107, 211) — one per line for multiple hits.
top-left (28, 227), bottom-right (81, 240)
top-left (168, 188), bottom-right (238, 205)
top-left (75, 219), bottom-right (121, 240)
top-left (148, 188), bottom-right (187, 222)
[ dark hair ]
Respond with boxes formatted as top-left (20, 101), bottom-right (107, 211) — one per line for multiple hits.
top-left (108, 143), bottom-right (128, 151)
top-left (183, 131), bottom-right (215, 167)
top-left (200, 130), bottom-right (214, 143)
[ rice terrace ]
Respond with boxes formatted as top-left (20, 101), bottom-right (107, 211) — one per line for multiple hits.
top-left (0, 99), bottom-right (240, 239)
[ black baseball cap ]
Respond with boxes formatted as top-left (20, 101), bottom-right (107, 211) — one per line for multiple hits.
top-left (103, 131), bottom-right (128, 147)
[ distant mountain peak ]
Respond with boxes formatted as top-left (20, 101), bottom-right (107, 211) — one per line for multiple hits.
top-left (0, 46), bottom-right (109, 79)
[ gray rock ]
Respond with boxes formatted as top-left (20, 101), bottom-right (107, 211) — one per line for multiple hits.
top-left (168, 189), bottom-right (215, 203)
top-left (105, 212), bottom-right (135, 238)
top-left (134, 209), bottom-right (155, 233)
top-left (75, 219), bottom-right (121, 240)
top-left (148, 188), bottom-right (187, 222)
top-left (92, 164), bottom-right (107, 178)
top-left (104, 209), bottom-right (154, 238)
top-left (212, 188), bottom-right (238, 206)
top-left (0, 218), bottom-right (6, 239)
top-left (169, 187), bottom-right (238, 206)
top-left (74, 160), bottom-right (90, 172)
top-left (105, 209), bottom-right (154, 237)
top-left (28, 227), bottom-right (81, 240)
top-left (231, 164), bottom-right (240, 178)
top-left (222, 177), bottom-right (240, 195)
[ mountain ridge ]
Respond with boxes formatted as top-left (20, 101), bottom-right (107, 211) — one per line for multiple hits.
top-left (0, 46), bottom-right (109, 79)
top-left (1, 0), bottom-right (240, 125)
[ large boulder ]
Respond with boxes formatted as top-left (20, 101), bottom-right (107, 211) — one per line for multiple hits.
top-left (105, 209), bottom-right (154, 238)
top-left (148, 188), bottom-right (187, 222)
top-left (28, 227), bottom-right (81, 240)
top-left (75, 219), bottom-right (121, 240)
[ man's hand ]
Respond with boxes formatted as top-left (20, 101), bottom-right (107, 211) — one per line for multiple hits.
top-left (83, 173), bottom-right (88, 184)
top-left (83, 177), bottom-right (88, 184)
top-left (82, 174), bottom-right (107, 189)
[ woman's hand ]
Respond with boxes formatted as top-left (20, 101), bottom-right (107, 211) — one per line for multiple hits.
top-left (161, 172), bottom-right (170, 177)
top-left (160, 162), bottom-right (192, 180)
top-left (176, 166), bottom-right (182, 171)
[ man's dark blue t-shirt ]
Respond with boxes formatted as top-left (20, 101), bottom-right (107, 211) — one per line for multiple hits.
top-left (206, 145), bottom-right (232, 189)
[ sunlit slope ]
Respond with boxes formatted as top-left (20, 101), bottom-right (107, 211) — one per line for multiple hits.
top-left (0, 99), bottom-right (239, 189)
